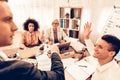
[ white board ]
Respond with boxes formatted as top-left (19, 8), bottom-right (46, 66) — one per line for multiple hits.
top-left (102, 8), bottom-right (120, 39)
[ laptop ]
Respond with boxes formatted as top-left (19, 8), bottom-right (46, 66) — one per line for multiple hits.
top-left (57, 42), bottom-right (71, 53)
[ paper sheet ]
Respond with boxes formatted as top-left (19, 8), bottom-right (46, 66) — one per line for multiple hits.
top-left (66, 56), bottom-right (98, 80)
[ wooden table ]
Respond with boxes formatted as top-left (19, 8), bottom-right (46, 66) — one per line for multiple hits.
top-left (3, 46), bottom-right (76, 59)
top-left (2, 46), bottom-right (76, 80)
top-left (2, 47), bottom-right (39, 58)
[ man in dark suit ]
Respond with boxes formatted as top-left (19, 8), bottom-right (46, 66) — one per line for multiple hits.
top-left (0, 0), bottom-right (65, 80)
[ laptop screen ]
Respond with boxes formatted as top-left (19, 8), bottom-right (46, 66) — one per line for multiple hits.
top-left (57, 42), bottom-right (71, 53)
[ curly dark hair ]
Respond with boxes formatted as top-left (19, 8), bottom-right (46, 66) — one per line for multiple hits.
top-left (23, 18), bottom-right (40, 31)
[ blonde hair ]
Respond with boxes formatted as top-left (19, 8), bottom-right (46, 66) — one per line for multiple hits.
top-left (52, 19), bottom-right (59, 25)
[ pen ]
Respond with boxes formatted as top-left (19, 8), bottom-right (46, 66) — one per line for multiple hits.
top-left (64, 66), bottom-right (67, 70)
top-left (78, 65), bottom-right (87, 68)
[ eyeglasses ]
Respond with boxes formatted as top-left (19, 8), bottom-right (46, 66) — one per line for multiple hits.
top-left (53, 22), bottom-right (59, 24)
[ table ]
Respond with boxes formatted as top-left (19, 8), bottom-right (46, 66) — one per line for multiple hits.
top-left (2, 46), bottom-right (76, 80)
top-left (3, 46), bottom-right (76, 59)
top-left (21, 58), bottom-right (75, 80)
top-left (2, 47), bottom-right (39, 58)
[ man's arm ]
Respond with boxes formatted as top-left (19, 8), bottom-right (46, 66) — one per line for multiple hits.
top-left (47, 44), bottom-right (65, 80)
top-left (83, 22), bottom-right (94, 56)
top-left (48, 52), bottom-right (65, 80)
top-left (39, 44), bottom-right (65, 80)
top-left (0, 53), bottom-right (64, 80)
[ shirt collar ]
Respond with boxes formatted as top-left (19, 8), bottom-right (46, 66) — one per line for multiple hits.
top-left (97, 59), bottom-right (116, 72)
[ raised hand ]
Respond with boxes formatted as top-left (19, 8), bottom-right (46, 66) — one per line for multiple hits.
top-left (83, 22), bottom-right (92, 39)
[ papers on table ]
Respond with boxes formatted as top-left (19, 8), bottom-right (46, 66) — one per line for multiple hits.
top-left (35, 52), bottom-right (98, 80)
top-left (36, 53), bottom-right (51, 71)
top-left (66, 56), bottom-right (98, 80)
top-left (36, 52), bottom-right (76, 71)
top-left (62, 58), bottom-right (78, 68)
top-left (70, 38), bottom-right (85, 52)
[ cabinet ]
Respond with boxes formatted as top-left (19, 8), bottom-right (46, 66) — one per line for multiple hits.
top-left (59, 7), bottom-right (82, 39)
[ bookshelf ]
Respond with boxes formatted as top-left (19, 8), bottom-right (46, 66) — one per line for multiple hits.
top-left (59, 7), bottom-right (82, 39)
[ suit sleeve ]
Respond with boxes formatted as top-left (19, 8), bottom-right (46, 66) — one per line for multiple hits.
top-left (39, 52), bottom-right (65, 80)
top-left (0, 53), bottom-right (65, 80)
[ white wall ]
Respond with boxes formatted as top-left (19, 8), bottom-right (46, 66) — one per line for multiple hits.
top-left (89, 0), bottom-right (118, 43)
top-left (8, 0), bottom-right (120, 43)
top-left (8, 0), bottom-right (55, 31)
top-left (54, 0), bottom-right (120, 43)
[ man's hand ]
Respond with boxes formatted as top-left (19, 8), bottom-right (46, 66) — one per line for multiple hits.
top-left (48, 41), bottom-right (54, 45)
top-left (83, 22), bottom-right (92, 39)
top-left (59, 40), bottom-right (66, 44)
top-left (50, 44), bottom-right (60, 53)
top-left (47, 44), bottom-right (60, 58)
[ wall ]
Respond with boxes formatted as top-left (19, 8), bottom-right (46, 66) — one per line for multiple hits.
top-left (89, 0), bottom-right (119, 43)
top-left (8, 0), bottom-right (55, 31)
top-left (8, 0), bottom-right (120, 44)
top-left (54, 0), bottom-right (91, 43)
top-left (56, 0), bottom-right (119, 43)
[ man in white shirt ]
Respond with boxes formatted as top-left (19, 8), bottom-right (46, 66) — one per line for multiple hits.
top-left (84, 22), bottom-right (120, 80)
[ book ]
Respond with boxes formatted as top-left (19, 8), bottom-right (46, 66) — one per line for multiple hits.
top-left (69, 30), bottom-right (79, 38)
top-left (64, 19), bottom-right (69, 28)
top-left (60, 18), bottom-right (64, 28)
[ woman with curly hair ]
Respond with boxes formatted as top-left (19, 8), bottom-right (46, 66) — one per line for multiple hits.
top-left (20, 18), bottom-right (44, 48)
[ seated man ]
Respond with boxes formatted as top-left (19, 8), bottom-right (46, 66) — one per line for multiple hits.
top-left (84, 22), bottom-right (120, 80)
top-left (44, 19), bottom-right (70, 45)
top-left (0, 1), bottom-right (64, 80)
